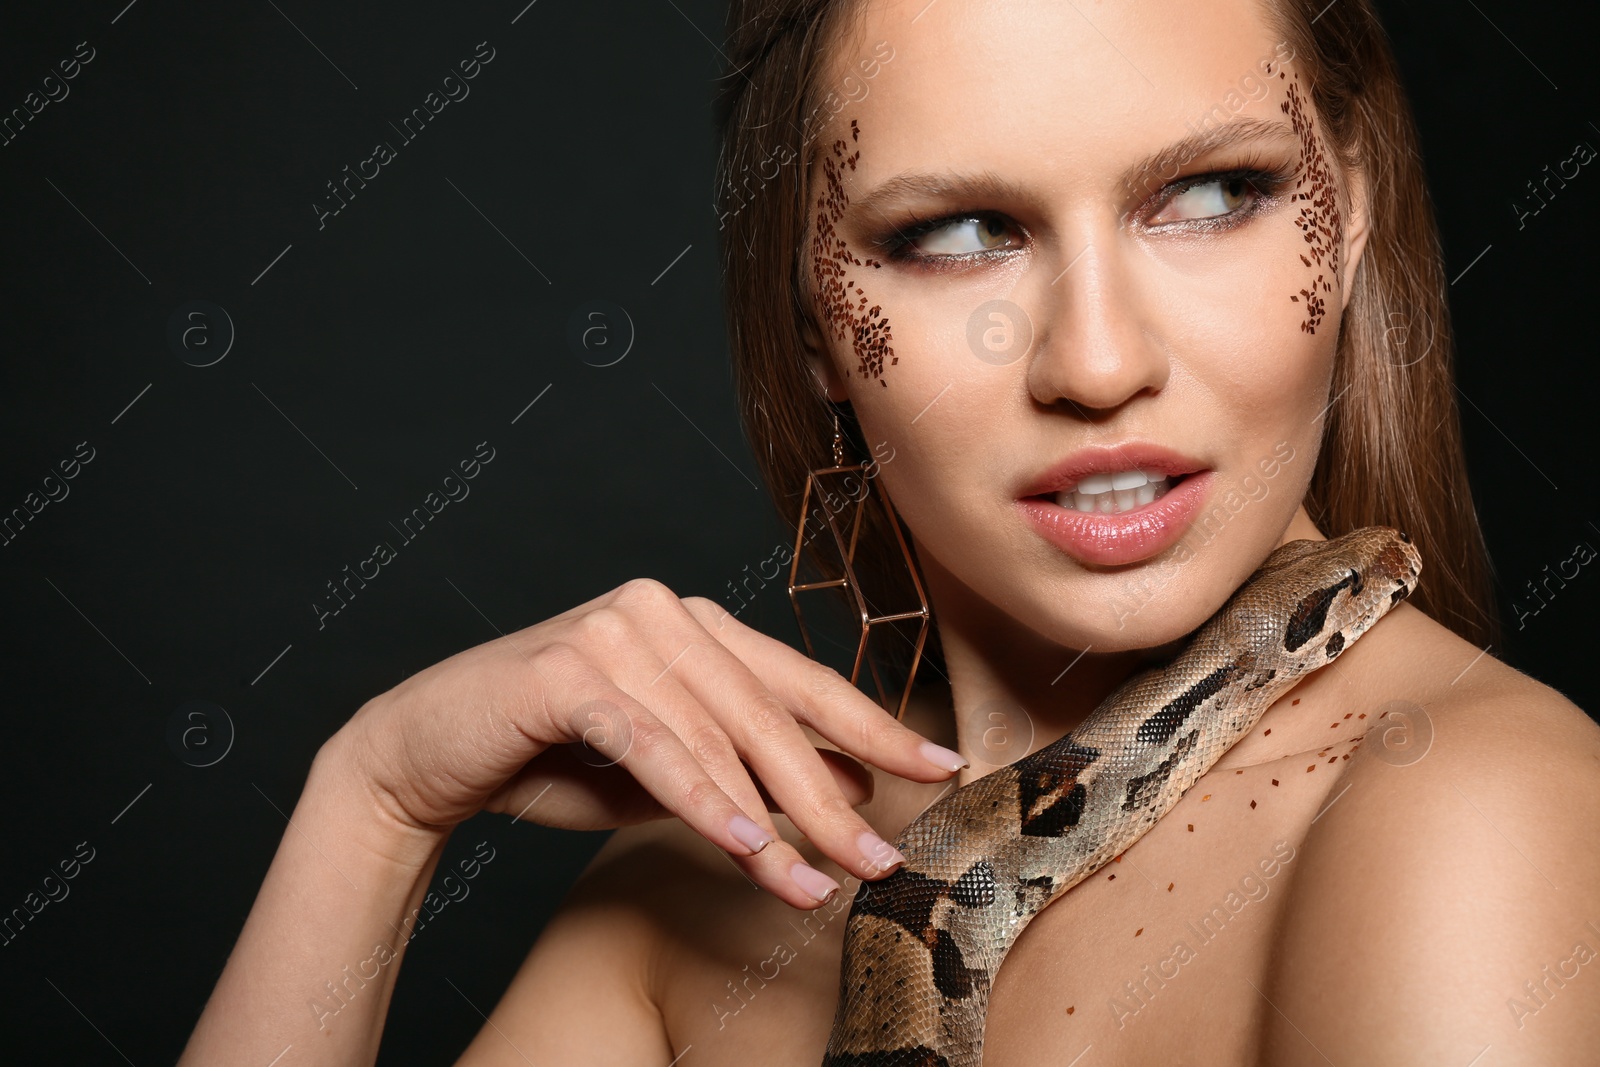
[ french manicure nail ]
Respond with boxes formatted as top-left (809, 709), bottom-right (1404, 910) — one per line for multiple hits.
top-left (791, 862), bottom-right (842, 905)
top-left (858, 830), bottom-right (907, 873)
top-left (729, 813), bottom-right (775, 854)
top-left (920, 740), bottom-right (969, 772)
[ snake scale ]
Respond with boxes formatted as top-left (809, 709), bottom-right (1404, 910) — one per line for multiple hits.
top-left (821, 527), bottom-right (1421, 1066)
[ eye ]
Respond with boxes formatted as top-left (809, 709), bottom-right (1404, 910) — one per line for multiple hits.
top-left (895, 213), bottom-right (1022, 258)
top-left (1148, 175), bottom-right (1259, 225)
top-left (1158, 177), bottom-right (1254, 223)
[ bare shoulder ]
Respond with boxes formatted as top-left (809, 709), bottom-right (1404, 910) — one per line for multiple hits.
top-left (453, 817), bottom-right (720, 1066)
top-left (459, 807), bottom-right (872, 1067)
top-left (1264, 610), bottom-right (1600, 1065)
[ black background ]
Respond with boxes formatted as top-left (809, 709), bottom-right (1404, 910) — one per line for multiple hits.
top-left (0, 1), bottom-right (1592, 1062)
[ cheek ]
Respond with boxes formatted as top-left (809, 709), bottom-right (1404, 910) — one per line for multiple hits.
top-left (1149, 85), bottom-right (1346, 439)
top-left (1280, 71), bottom-right (1343, 336)
top-left (1152, 230), bottom-right (1336, 441)
top-left (805, 118), bottom-right (985, 491)
top-left (809, 117), bottom-right (899, 388)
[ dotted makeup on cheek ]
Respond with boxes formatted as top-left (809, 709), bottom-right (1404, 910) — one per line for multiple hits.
top-left (1281, 71), bottom-right (1343, 334)
top-left (810, 117), bottom-right (898, 387)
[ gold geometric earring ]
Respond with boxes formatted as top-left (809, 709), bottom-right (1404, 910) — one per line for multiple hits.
top-left (787, 409), bottom-right (930, 721)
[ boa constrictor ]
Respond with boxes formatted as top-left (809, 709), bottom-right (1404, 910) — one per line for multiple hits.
top-left (821, 527), bottom-right (1421, 1067)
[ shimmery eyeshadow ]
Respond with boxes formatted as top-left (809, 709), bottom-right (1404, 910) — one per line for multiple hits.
top-left (1281, 73), bottom-right (1343, 334)
top-left (810, 117), bottom-right (897, 387)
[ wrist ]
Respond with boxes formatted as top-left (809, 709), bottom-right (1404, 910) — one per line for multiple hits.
top-left (309, 723), bottom-right (455, 875)
top-left (181, 727), bottom-right (454, 1064)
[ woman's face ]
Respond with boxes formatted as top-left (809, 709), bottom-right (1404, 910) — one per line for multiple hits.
top-left (799, 0), bottom-right (1369, 653)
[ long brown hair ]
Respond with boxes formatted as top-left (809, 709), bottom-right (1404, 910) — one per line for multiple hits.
top-left (711, 0), bottom-right (1499, 689)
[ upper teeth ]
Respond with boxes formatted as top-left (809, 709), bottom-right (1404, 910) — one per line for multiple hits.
top-left (1054, 469), bottom-right (1174, 513)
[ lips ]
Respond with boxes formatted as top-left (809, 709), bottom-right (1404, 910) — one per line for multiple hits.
top-left (1016, 443), bottom-right (1207, 498)
top-left (1015, 443), bottom-right (1214, 566)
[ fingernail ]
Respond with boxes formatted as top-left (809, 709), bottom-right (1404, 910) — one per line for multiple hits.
top-left (858, 830), bottom-right (907, 873)
top-left (920, 740), bottom-right (969, 772)
top-left (791, 862), bottom-right (841, 905)
top-left (728, 813), bottom-right (775, 854)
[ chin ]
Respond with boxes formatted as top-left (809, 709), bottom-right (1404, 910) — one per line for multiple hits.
top-left (1033, 529), bottom-right (1285, 654)
top-left (1076, 590), bottom-right (1219, 653)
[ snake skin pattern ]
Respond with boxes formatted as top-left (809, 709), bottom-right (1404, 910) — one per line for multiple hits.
top-left (821, 527), bottom-right (1421, 1066)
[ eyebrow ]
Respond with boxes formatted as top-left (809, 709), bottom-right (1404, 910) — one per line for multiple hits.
top-left (846, 117), bottom-right (1298, 221)
top-left (1122, 117), bottom-right (1297, 198)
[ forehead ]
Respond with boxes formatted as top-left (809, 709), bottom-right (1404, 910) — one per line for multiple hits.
top-left (812, 0), bottom-right (1291, 188)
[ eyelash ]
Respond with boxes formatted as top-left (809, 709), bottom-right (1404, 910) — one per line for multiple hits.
top-left (1142, 157), bottom-right (1297, 230)
top-left (873, 158), bottom-right (1297, 267)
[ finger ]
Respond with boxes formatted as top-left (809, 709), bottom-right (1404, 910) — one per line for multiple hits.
top-left (816, 749), bottom-right (875, 806)
top-left (484, 748), bottom-right (669, 830)
top-left (574, 585), bottom-right (900, 883)
top-left (580, 631), bottom-right (792, 852)
top-left (682, 596), bottom-right (969, 780)
top-left (631, 613), bottom-right (912, 884)
top-left (747, 749), bottom-right (873, 813)
top-left (518, 643), bottom-right (849, 910)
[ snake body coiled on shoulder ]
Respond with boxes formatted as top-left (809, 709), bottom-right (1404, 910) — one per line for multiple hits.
top-left (821, 527), bottom-right (1422, 1067)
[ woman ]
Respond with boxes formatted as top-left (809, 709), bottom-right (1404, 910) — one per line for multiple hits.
top-left (181, 0), bottom-right (1600, 1063)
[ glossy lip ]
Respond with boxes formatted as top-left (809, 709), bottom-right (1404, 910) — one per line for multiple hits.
top-left (1016, 458), bottom-right (1216, 567)
top-left (1016, 442), bottom-right (1208, 498)
top-left (1016, 472), bottom-right (1215, 567)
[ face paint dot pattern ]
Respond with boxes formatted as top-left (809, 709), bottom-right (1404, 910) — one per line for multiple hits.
top-left (810, 118), bottom-right (897, 387)
top-left (1281, 73), bottom-right (1343, 335)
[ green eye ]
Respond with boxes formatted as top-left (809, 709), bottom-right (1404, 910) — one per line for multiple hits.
top-left (907, 214), bottom-right (1019, 256)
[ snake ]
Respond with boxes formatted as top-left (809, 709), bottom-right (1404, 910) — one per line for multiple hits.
top-left (820, 526), bottom-right (1421, 1066)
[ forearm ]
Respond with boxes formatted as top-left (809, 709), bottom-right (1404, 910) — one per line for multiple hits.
top-left (179, 734), bottom-right (453, 1066)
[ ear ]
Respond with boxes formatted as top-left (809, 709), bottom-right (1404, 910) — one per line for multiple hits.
top-left (800, 309), bottom-right (851, 403)
top-left (1338, 161), bottom-right (1371, 311)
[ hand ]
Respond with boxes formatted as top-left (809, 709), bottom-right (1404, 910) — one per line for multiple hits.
top-left (324, 577), bottom-right (968, 909)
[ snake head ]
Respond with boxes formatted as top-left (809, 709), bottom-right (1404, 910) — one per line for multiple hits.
top-left (1225, 526), bottom-right (1422, 668)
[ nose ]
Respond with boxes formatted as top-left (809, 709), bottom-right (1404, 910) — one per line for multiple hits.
top-left (1024, 242), bottom-right (1171, 415)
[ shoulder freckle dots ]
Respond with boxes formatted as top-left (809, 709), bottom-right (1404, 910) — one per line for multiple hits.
top-left (1250, 799), bottom-right (1257, 808)
top-left (1271, 779), bottom-right (1279, 786)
